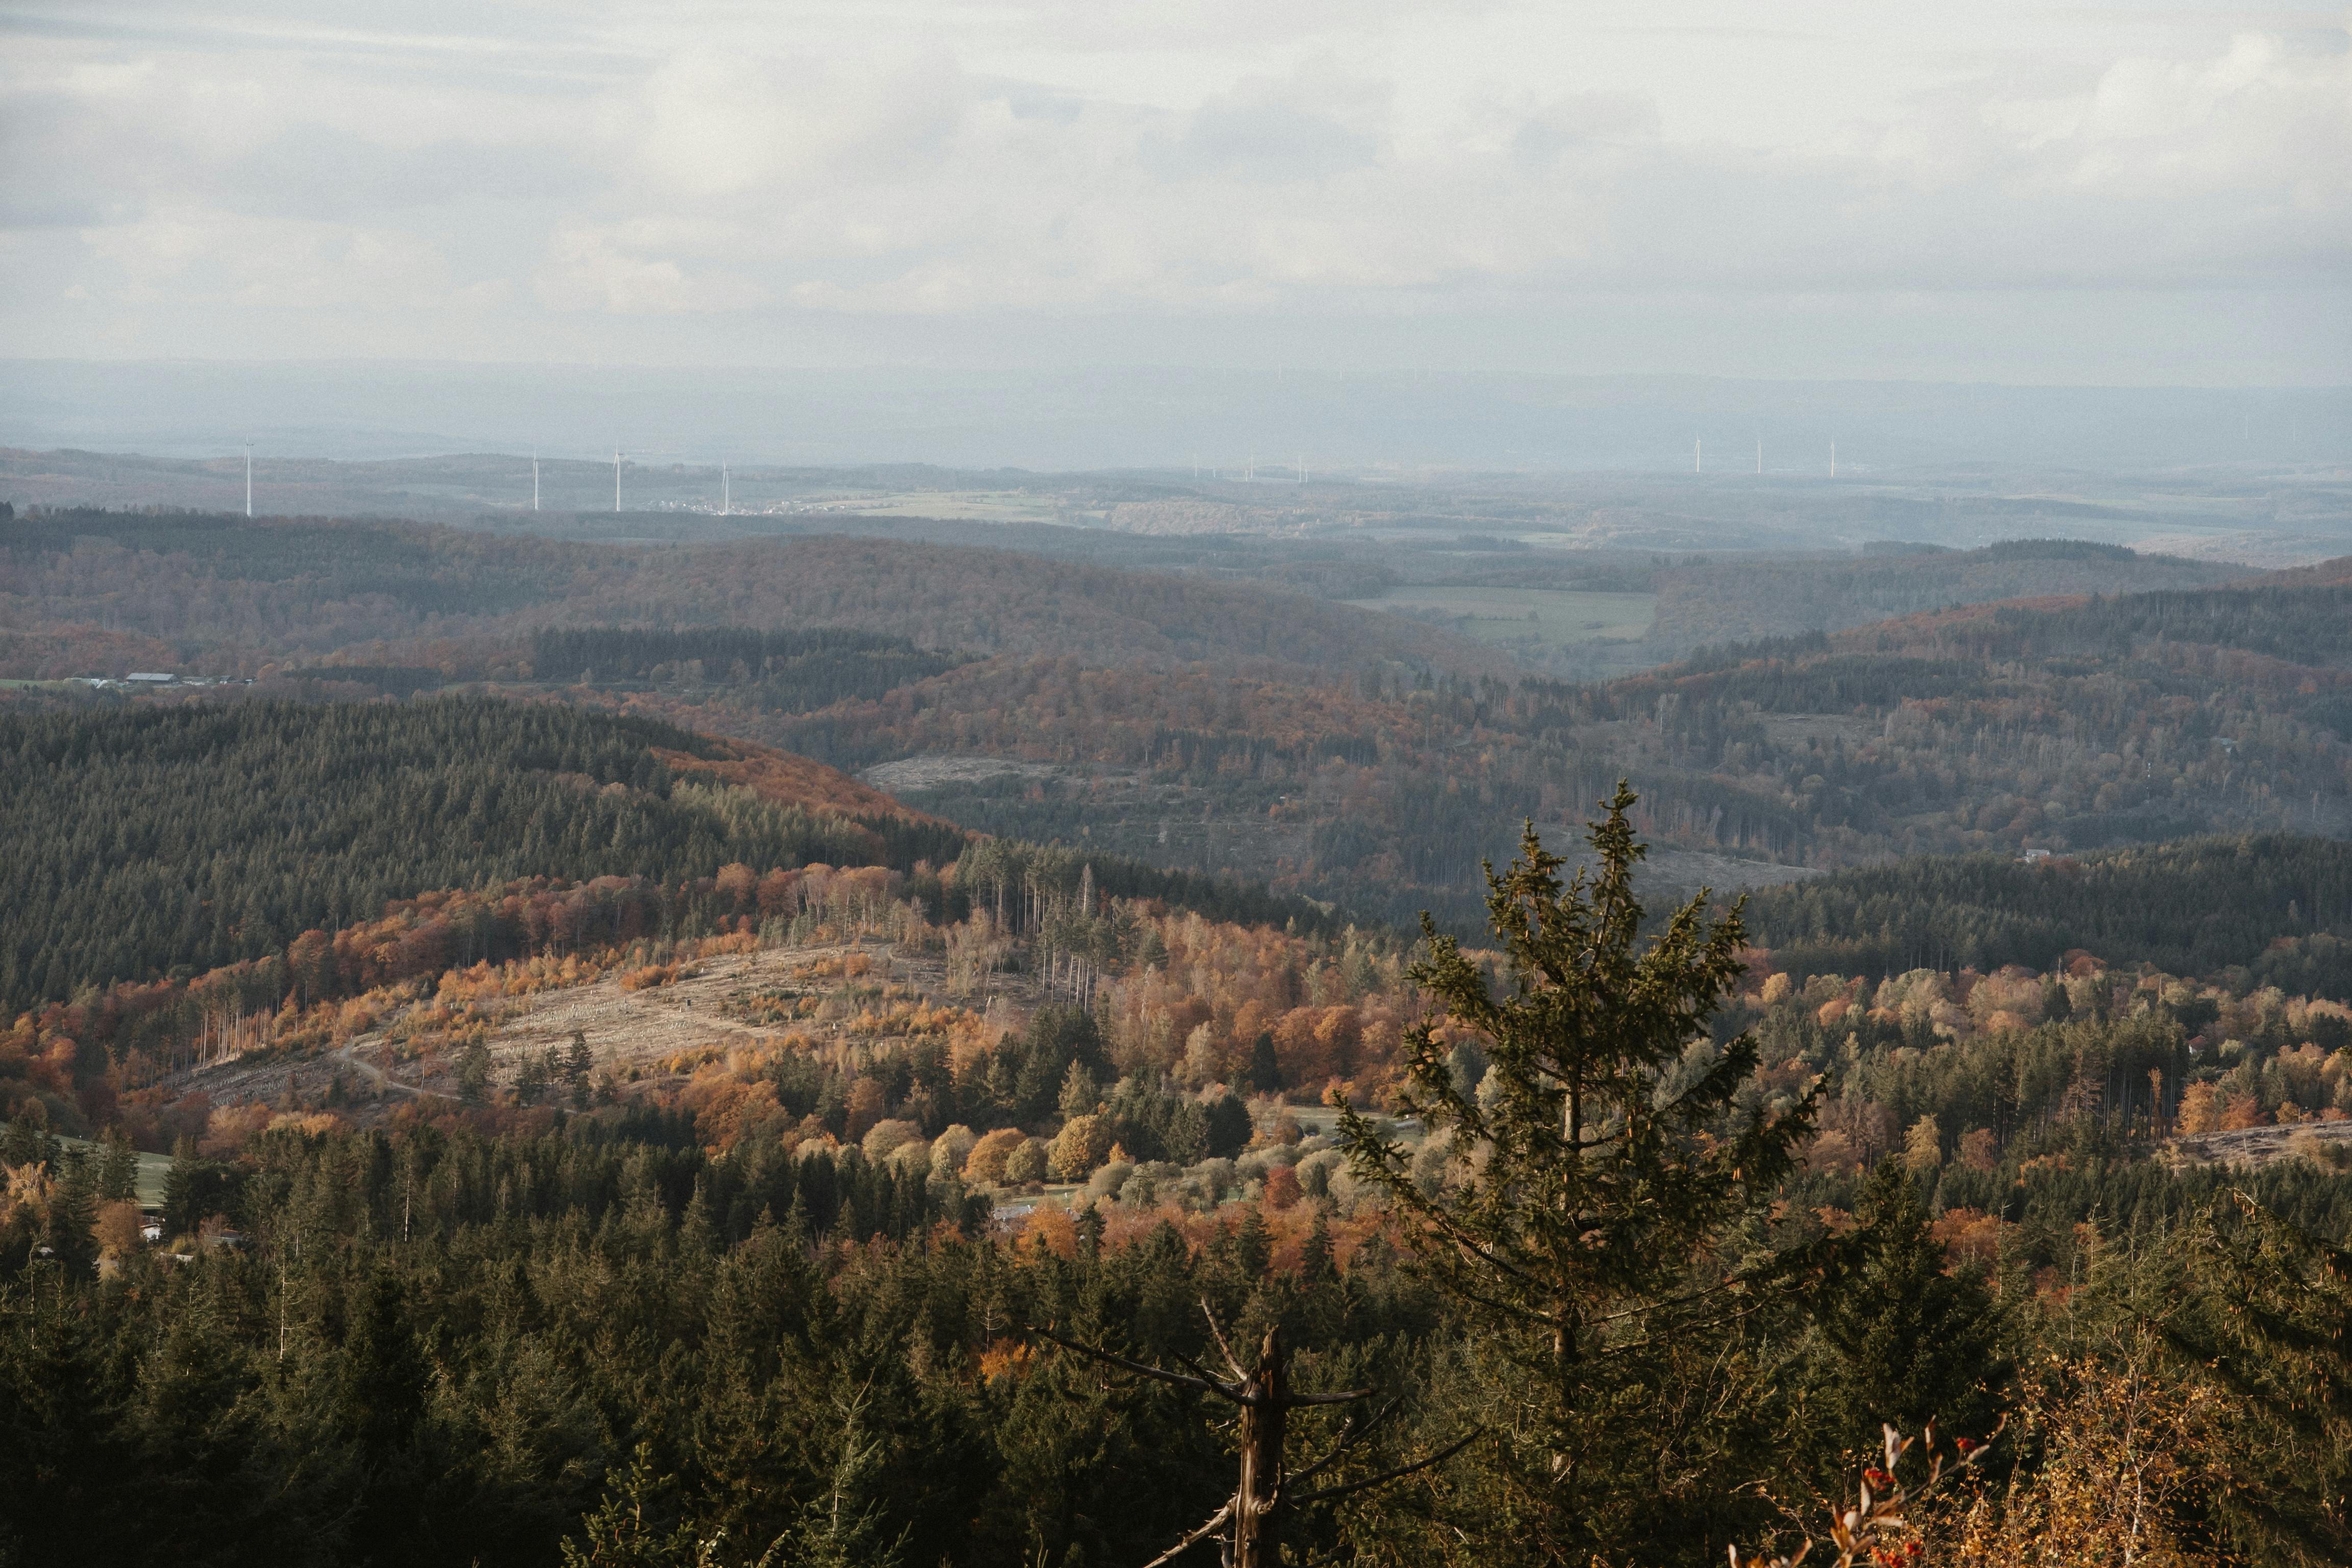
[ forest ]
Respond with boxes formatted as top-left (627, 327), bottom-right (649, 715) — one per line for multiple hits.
top-left (1746, 835), bottom-right (2352, 988)
top-left (9, 505), bottom-right (2349, 932)
top-left (3, 786), bottom-right (2349, 1567)
top-left (5, 501), bottom-right (2352, 1564)
top-left (527, 627), bottom-right (966, 714)
top-left (0, 701), bottom-right (1334, 1022)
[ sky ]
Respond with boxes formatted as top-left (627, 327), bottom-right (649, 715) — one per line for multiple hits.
top-left (2, 1), bottom-right (2348, 387)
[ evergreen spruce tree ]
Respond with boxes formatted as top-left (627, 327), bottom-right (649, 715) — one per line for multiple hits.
top-left (42, 1145), bottom-right (98, 1278)
top-left (1808, 1158), bottom-right (2005, 1474)
top-left (1336, 785), bottom-right (1813, 1560)
top-left (567, 1030), bottom-right (597, 1108)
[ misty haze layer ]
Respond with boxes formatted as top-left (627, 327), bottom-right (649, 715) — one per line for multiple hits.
top-left (6, 361), bottom-right (2349, 472)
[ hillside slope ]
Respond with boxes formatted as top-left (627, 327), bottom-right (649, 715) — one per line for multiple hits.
top-left (1645, 538), bottom-right (2246, 651)
top-left (0, 699), bottom-right (958, 1011)
top-left (1747, 834), bottom-right (2352, 987)
top-left (758, 569), bottom-right (2352, 928)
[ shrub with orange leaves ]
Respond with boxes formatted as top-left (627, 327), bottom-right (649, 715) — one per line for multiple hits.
top-left (1732, 1418), bottom-right (2001, 1568)
top-left (1933, 1346), bottom-right (2220, 1568)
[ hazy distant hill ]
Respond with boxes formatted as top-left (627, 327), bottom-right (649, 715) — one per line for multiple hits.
top-left (1646, 538), bottom-right (2244, 651)
top-left (0, 507), bottom-right (1491, 676)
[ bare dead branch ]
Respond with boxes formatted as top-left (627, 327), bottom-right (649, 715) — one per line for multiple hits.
top-left (1136, 1499), bottom-right (1235, 1568)
top-left (1199, 1297), bottom-right (1249, 1384)
top-left (1285, 1399), bottom-right (1397, 1491)
top-left (1286, 1428), bottom-right (1482, 1507)
top-left (1027, 1324), bottom-right (1246, 1404)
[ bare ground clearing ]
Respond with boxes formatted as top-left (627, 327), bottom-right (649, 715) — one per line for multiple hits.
top-left (170, 940), bottom-right (1056, 1122)
top-left (2166, 1118), bottom-right (2352, 1169)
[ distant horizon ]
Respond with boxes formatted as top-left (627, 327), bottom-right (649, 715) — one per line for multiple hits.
top-left (6, 359), bottom-right (2347, 474)
top-left (9, 354), bottom-right (2350, 391)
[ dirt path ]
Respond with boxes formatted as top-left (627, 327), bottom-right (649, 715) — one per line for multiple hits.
top-left (336, 1032), bottom-right (447, 1099)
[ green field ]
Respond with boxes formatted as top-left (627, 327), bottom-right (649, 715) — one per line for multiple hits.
top-left (829, 490), bottom-right (1068, 523)
top-left (59, 1136), bottom-right (175, 1211)
top-left (1344, 586), bottom-right (1657, 647)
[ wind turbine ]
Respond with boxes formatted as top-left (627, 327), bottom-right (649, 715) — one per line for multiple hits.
top-left (1755, 438), bottom-right (1762, 475)
top-left (244, 445), bottom-right (253, 518)
top-left (1830, 439), bottom-right (1837, 479)
top-left (1694, 437), bottom-right (1702, 474)
top-left (532, 447), bottom-right (541, 512)
top-left (721, 459), bottom-right (730, 516)
top-left (614, 447), bottom-right (622, 513)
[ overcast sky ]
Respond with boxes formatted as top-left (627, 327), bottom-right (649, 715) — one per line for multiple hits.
top-left (3, 1), bottom-right (2347, 385)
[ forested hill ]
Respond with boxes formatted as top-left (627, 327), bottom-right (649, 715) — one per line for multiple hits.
top-left (0, 697), bottom-right (1354, 1013)
top-left (0, 507), bottom-right (1485, 676)
top-left (0, 700), bottom-right (964, 1011)
top-left (1835, 555), bottom-right (2352, 668)
top-left (1748, 834), bottom-right (2352, 992)
top-left (1646, 537), bottom-right (2244, 651)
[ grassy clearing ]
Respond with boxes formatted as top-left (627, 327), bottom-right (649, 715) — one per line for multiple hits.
top-left (830, 491), bottom-right (1068, 523)
top-left (1344, 586), bottom-right (1657, 647)
top-left (59, 1136), bottom-right (175, 1211)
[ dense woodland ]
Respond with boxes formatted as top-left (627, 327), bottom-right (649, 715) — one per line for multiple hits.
top-left (1645, 537), bottom-right (2238, 649)
top-left (8, 507), bottom-right (2348, 929)
top-left (528, 627), bottom-right (966, 714)
top-left (751, 567), bottom-right (2352, 926)
top-left (1747, 835), bottom-right (2352, 988)
top-left (0, 702), bottom-right (1334, 1021)
top-left (4, 792), bottom-right (2350, 1566)
top-left (6, 507), bottom-right (2352, 1564)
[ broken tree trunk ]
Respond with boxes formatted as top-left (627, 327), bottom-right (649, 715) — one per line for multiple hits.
top-left (1230, 1325), bottom-right (1288, 1567)
top-left (1032, 1301), bottom-right (1479, 1568)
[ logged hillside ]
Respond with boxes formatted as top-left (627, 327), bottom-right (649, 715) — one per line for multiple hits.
top-left (0, 507), bottom-right (1487, 675)
top-left (0, 700), bottom-right (962, 1012)
top-left (0, 696), bottom-right (1360, 1017)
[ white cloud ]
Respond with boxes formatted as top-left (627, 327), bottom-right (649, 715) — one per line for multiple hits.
top-left (533, 228), bottom-right (767, 313)
top-left (2, 2), bottom-right (2345, 377)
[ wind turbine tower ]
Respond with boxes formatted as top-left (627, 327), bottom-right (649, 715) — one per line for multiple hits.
top-left (721, 460), bottom-right (730, 517)
top-left (1755, 438), bottom-right (1762, 475)
top-left (244, 445), bottom-right (253, 518)
top-left (532, 448), bottom-right (541, 512)
top-left (1830, 440), bottom-right (1837, 479)
top-left (614, 448), bottom-right (621, 513)
top-left (1694, 437), bottom-right (1702, 474)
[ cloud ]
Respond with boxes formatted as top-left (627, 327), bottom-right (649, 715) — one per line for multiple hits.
top-left (533, 228), bottom-right (767, 313)
top-left (81, 208), bottom-right (478, 310)
top-left (2, 3), bottom-right (2345, 377)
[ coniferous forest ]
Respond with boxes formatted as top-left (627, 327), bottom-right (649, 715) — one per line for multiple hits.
top-left (3, 766), bottom-right (2349, 1566)
top-left (2, 503), bottom-right (2350, 1566)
